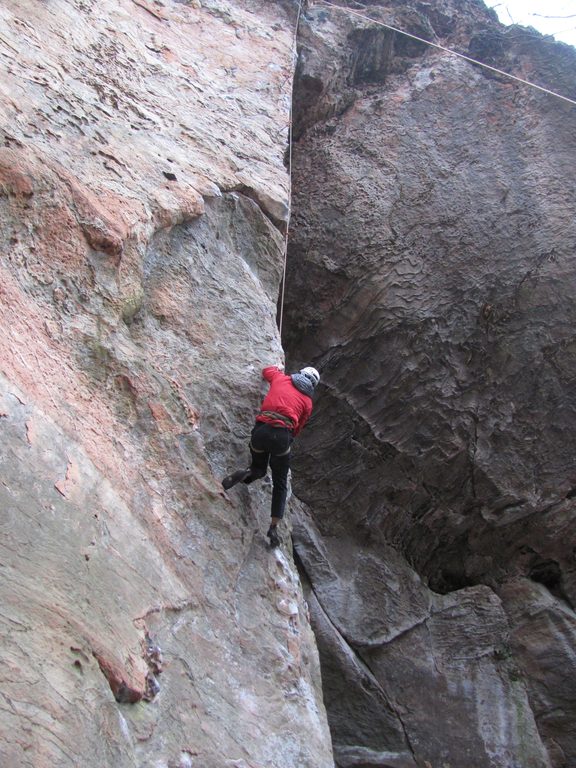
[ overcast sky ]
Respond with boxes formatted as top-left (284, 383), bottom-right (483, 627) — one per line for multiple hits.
top-left (487, 1), bottom-right (576, 46)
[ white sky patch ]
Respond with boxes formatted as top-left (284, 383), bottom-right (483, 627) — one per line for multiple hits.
top-left (487, 1), bottom-right (576, 47)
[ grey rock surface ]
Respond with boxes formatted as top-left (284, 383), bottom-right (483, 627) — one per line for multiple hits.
top-left (284, 0), bottom-right (576, 765)
top-left (0, 1), bottom-right (334, 766)
top-left (294, 502), bottom-right (549, 768)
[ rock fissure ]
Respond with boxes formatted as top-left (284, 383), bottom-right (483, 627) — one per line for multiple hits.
top-left (469, 409), bottom-right (479, 500)
top-left (132, 599), bottom-right (200, 623)
top-left (294, 546), bottom-right (419, 764)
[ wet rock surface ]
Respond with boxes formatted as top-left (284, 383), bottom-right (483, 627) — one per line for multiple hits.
top-left (0, 1), bottom-right (333, 766)
top-left (285, 1), bottom-right (576, 766)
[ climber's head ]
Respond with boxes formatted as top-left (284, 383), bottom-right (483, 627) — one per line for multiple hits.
top-left (300, 366), bottom-right (320, 388)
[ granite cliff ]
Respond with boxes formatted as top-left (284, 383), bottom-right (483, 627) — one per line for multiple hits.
top-left (1, 0), bottom-right (575, 767)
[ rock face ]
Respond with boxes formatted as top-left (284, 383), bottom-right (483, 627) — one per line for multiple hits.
top-left (3, 0), bottom-right (576, 766)
top-left (285, 1), bottom-right (576, 766)
top-left (0, 1), bottom-right (334, 766)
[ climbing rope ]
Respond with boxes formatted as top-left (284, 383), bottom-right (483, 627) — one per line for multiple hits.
top-left (278, 0), bottom-right (305, 338)
top-left (318, 0), bottom-right (576, 108)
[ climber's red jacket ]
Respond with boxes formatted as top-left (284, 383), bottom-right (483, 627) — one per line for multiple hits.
top-left (256, 366), bottom-right (312, 436)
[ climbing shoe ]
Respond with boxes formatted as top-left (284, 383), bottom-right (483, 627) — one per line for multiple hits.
top-left (222, 469), bottom-right (250, 490)
top-left (267, 524), bottom-right (280, 548)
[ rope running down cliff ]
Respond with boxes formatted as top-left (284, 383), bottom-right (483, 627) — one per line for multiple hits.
top-left (319, 0), bottom-right (576, 108)
top-left (278, 0), bottom-right (305, 338)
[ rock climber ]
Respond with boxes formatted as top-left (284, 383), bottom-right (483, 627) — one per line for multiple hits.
top-left (222, 364), bottom-right (320, 547)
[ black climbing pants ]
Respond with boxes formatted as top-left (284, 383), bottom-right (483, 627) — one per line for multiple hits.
top-left (244, 421), bottom-right (293, 519)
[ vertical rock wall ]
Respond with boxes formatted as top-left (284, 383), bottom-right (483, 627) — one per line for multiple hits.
top-left (285, 1), bottom-right (576, 766)
top-left (0, 1), bottom-right (334, 766)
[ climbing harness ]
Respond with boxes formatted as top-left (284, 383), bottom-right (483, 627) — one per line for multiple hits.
top-left (278, 0), bottom-right (305, 338)
top-left (318, 0), bottom-right (576, 108)
top-left (259, 410), bottom-right (296, 430)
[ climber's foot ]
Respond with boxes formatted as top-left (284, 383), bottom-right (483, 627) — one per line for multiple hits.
top-left (222, 469), bottom-right (250, 490)
top-left (267, 524), bottom-right (280, 548)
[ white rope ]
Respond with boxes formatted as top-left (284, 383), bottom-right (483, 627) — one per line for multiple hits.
top-left (319, 0), bottom-right (576, 108)
top-left (278, 0), bottom-right (305, 338)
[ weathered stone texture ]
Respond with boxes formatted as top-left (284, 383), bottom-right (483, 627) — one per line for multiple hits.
top-left (4, 0), bottom-right (576, 765)
top-left (0, 1), bottom-right (334, 766)
top-left (285, 1), bottom-right (576, 766)
top-left (294, 502), bottom-right (549, 768)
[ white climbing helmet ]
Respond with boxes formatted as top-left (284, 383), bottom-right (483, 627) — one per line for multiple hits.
top-left (300, 366), bottom-right (320, 387)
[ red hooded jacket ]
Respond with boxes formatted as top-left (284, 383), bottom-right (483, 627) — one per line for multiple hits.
top-left (256, 366), bottom-right (312, 436)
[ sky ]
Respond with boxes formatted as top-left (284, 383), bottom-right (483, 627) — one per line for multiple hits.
top-left (487, 1), bottom-right (576, 47)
